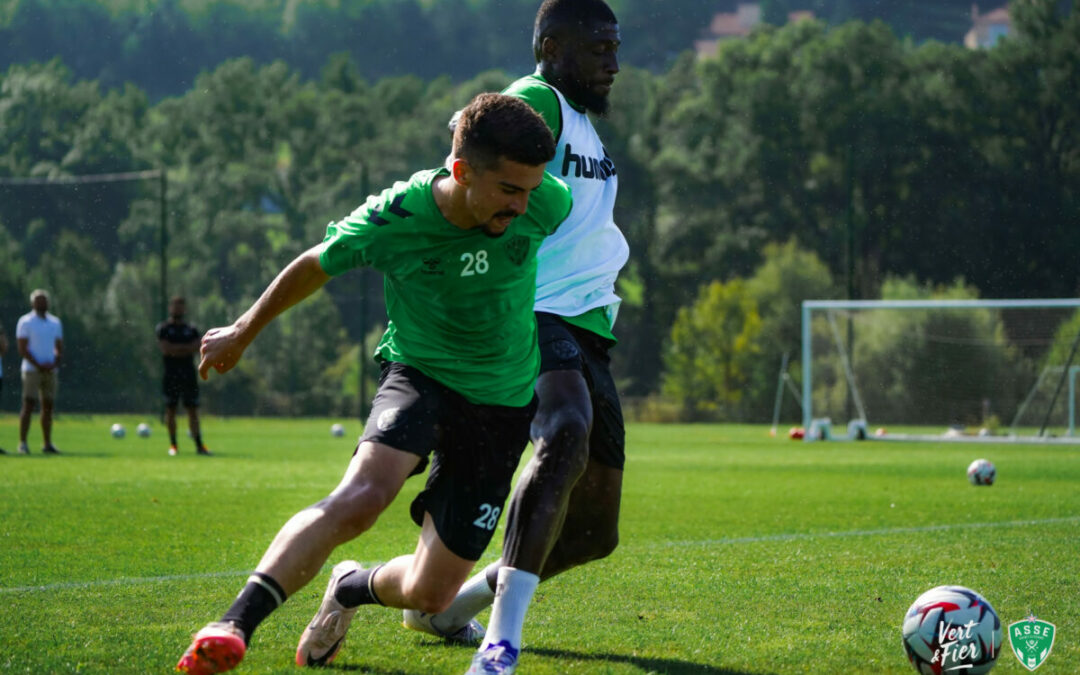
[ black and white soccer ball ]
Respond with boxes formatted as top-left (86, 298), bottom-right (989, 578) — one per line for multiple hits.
top-left (110, 423), bottom-right (126, 438)
top-left (330, 423), bottom-right (345, 438)
top-left (136, 423), bottom-right (151, 438)
top-left (967, 458), bottom-right (995, 486)
top-left (902, 585), bottom-right (1001, 675)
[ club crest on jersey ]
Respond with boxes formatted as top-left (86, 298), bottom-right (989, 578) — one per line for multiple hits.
top-left (502, 235), bottom-right (530, 266)
top-left (560, 143), bottom-right (616, 181)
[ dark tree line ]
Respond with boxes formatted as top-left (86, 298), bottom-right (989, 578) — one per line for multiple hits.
top-left (0, 1), bottom-right (1076, 420)
top-left (1, 0), bottom-right (1036, 101)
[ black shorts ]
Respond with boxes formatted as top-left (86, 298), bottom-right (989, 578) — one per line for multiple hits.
top-left (163, 369), bottom-right (199, 408)
top-left (536, 312), bottom-right (626, 470)
top-left (360, 361), bottom-right (537, 560)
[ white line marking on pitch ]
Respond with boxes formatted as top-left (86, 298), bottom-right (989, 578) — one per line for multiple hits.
top-left (3, 517), bottom-right (1076, 594)
top-left (0, 570), bottom-right (251, 595)
top-left (661, 515), bottom-right (1080, 548)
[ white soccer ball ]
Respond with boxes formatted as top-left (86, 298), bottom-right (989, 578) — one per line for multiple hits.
top-left (136, 423), bottom-right (151, 438)
top-left (330, 423), bottom-right (345, 437)
top-left (110, 423), bottom-right (126, 438)
top-left (967, 458), bottom-right (996, 486)
top-left (902, 585), bottom-right (1001, 674)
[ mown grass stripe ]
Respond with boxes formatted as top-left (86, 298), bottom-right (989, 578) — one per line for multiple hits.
top-left (7, 516), bottom-right (1077, 595)
top-left (659, 515), bottom-right (1080, 548)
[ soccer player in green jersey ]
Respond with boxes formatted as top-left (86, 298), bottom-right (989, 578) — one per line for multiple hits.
top-left (175, 93), bottom-right (572, 675)
top-left (405, 2), bottom-right (628, 674)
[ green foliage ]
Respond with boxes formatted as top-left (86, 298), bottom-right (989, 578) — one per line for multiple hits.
top-left (813, 277), bottom-right (1030, 426)
top-left (662, 279), bottom-right (762, 420)
top-left (2, 0), bottom-right (1079, 416)
top-left (1047, 310), bottom-right (1080, 367)
top-left (741, 240), bottom-right (838, 420)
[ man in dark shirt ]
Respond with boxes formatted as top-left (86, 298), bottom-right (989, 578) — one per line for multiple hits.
top-left (156, 296), bottom-right (209, 455)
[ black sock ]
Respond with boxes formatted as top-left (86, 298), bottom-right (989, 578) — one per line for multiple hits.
top-left (221, 572), bottom-right (287, 645)
top-left (195, 434), bottom-right (204, 449)
top-left (169, 432), bottom-right (178, 446)
top-left (333, 564), bottom-right (385, 608)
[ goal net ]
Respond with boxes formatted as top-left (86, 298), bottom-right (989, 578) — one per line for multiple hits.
top-left (800, 299), bottom-right (1080, 442)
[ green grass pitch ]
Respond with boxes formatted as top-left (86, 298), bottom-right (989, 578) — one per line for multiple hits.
top-left (1, 415), bottom-right (1078, 673)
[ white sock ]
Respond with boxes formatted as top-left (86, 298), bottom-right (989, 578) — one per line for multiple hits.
top-left (431, 562), bottom-right (498, 634)
top-left (481, 566), bottom-right (540, 652)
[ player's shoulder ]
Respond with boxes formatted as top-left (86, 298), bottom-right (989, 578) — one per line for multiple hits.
top-left (350, 168), bottom-right (436, 229)
top-left (503, 74), bottom-right (562, 138)
top-left (527, 172), bottom-right (574, 235)
top-left (503, 73), bottom-right (554, 98)
top-left (155, 320), bottom-right (168, 334)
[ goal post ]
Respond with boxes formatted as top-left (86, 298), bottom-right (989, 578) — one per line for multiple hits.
top-left (801, 298), bottom-right (1080, 442)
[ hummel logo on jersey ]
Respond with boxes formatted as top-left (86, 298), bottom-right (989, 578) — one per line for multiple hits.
top-left (421, 257), bottom-right (444, 275)
top-left (366, 194), bottom-right (414, 226)
top-left (561, 143), bottom-right (616, 181)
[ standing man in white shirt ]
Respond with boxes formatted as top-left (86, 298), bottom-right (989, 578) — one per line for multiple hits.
top-left (16, 289), bottom-right (64, 455)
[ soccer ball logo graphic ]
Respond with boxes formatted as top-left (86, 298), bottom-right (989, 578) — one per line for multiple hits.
top-left (967, 459), bottom-right (996, 486)
top-left (902, 585), bottom-right (1001, 674)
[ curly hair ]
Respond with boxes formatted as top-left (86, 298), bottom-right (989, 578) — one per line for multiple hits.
top-left (452, 92), bottom-right (556, 172)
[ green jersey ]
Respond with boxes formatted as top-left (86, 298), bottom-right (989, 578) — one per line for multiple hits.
top-left (319, 167), bottom-right (572, 407)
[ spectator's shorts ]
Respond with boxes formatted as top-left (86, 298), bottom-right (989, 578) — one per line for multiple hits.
top-left (22, 370), bottom-right (57, 402)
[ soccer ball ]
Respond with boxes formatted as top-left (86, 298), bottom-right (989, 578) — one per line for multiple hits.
top-left (136, 423), bottom-right (151, 438)
top-left (330, 423), bottom-right (345, 437)
top-left (902, 585), bottom-right (1001, 675)
top-left (967, 459), bottom-right (995, 486)
top-left (110, 423), bottom-right (126, 438)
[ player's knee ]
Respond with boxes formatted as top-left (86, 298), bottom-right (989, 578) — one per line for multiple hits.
top-left (532, 411), bottom-right (591, 478)
top-left (400, 578), bottom-right (456, 614)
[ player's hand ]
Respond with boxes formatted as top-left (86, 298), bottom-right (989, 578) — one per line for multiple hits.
top-left (198, 324), bottom-right (249, 380)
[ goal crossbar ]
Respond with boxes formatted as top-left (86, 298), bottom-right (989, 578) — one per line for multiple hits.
top-left (801, 298), bottom-right (1080, 438)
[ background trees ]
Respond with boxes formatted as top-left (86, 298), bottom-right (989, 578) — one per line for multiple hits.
top-left (1, 0), bottom-right (1077, 419)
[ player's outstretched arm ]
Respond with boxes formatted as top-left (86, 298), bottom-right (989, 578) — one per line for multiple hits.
top-left (198, 246), bottom-right (330, 380)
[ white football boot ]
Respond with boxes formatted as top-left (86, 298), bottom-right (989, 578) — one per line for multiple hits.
top-left (295, 560), bottom-right (362, 667)
top-left (403, 608), bottom-right (485, 645)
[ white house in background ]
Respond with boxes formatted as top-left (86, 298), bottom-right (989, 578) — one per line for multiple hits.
top-left (695, 3), bottom-right (816, 58)
top-left (964, 4), bottom-right (1011, 48)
